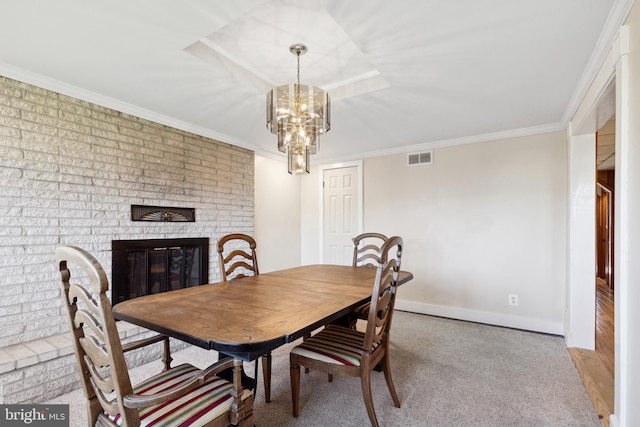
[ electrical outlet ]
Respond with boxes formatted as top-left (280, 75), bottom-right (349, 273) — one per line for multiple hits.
top-left (508, 294), bottom-right (519, 306)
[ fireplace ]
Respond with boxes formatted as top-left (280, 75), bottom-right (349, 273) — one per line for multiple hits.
top-left (111, 238), bottom-right (209, 304)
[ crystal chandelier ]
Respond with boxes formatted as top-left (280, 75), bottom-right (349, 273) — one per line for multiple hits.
top-left (267, 43), bottom-right (331, 174)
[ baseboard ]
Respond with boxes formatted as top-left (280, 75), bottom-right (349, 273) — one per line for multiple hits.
top-left (395, 299), bottom-right (565, 336)
top-left (608, 414), bottom-right (618, 427)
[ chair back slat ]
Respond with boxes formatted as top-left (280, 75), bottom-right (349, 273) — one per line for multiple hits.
top-left (79, 335), bottom-right (111, 368)
top-left (73, 310), bottom-right (104, 342)
top-left (68, 281), bottom-right (101, 317)
top-left (226, 260), bottom-right (256, 276)
top-left (217, 233), bottom-right (259, 281)
top-left (363, 236), bottom-right (403, 352)
top-left (223, 249), bottom-right (254, 264)
top-left (84, 356), bottom-right (115, 393)
top-left (373, 292), bottom-right (393, 328)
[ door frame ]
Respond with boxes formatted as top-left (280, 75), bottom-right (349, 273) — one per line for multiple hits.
top-left (317, 160), bottom-right (363, 263)
top-left (567, 27), bottom-right (618, 349)
top-left (570, 24), bottom-right (634, 426)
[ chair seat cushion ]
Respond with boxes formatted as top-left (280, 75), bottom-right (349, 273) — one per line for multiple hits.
top-left (110, 363), bottom-right (252, 427)
top-left (291, 325), bottom-right (378, 367)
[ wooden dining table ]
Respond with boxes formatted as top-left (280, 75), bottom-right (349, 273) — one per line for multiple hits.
top-left (112, 264), bottom-right (413, 362)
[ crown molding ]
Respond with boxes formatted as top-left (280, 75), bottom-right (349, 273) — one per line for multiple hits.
top-left (316, 122), bottom-right (566, 165)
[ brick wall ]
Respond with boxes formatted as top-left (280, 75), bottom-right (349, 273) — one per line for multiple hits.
top-left (0, 76), bottom-right (254, 402)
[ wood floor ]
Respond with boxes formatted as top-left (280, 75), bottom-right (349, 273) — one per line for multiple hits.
top-left (595, 279), bottom-right (615, 377)
top-left (569, 278), bottom-right (614, 427)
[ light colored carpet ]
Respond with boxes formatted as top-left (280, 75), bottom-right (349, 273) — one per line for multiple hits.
top-left (47, 311), bottom-right (600, 426)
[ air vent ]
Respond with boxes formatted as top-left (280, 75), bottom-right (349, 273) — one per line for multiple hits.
top-left (407, 151), bottom-right (432, 166)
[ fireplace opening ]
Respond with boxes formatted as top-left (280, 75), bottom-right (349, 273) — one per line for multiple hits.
top-left (111, 238), bottom-right (209, 304)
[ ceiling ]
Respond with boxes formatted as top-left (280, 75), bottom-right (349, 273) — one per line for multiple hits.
top-left (597, 116), bottom-right (616, 170)
top-left (0, 0), bottom-right (630, 164)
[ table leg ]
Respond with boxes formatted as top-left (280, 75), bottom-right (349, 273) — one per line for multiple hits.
top-left (217, 354), bottom-right (257, 395)
top-left (262, 353), bottom-right (271, 403)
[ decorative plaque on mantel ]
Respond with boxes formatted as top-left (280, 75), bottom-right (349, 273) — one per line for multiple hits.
top-left (131, 205), bottom-right (195, 222)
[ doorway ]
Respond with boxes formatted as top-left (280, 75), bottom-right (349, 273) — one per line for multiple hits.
top-left (596, 115), bottom-right (615, 290)
top-left (595, 117), bottom-right (615, 379)
top-left (596, 182), bottom-right (613, 288)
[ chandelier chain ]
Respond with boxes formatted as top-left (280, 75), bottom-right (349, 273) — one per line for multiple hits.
top-left (296, 50), bottom-right (301, 85)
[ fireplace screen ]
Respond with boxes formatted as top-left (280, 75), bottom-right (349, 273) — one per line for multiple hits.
top-left (112, 238), bottom-right (209, 304)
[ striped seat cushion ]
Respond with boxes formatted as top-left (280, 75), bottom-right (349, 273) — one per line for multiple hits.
top-left (292, 325), bottom-right (378, 366)
top-left (109, 363), bottom-right (252, 427)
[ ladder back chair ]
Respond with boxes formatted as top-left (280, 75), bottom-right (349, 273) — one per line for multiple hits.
top-left (351, 233), bottom-right (389, 324)
top-left (332, 233), bottom-right (389, 329)
top-left (57, 245), bottom-right (253, 427)
top-left (216, 233), bottom-right (273, 403)
top-left (289, 236), bottom-right (404, 427)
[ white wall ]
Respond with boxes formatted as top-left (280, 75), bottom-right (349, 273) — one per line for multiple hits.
top-left (300, 167), bottom-right (322, 265)
top-left (565, 132), bottom-right (597, 349)
top-left (302, 132), bottom-right (568, 334)
top-left (254, 155), bottom-right (302, 272)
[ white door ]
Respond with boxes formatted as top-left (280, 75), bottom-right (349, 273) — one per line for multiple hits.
top-left (323, 166), bottom-right (360, 265)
